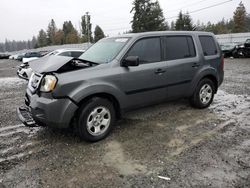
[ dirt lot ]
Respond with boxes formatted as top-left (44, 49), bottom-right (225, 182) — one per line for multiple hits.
top-left (0, 58), bottom-right (249, 188)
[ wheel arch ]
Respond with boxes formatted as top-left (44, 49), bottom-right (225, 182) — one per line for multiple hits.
top-left (190, 68), bottom-right (219, 96)
top-left (201, 74), bottom-right (218, 93)
top-left (76, 92), bottom-right (122, 119)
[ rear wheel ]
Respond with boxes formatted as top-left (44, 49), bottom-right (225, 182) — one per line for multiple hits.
top-left (76, 97), bottom-right (115, 142)
top-left (190, 78), bottom-right (215, 109)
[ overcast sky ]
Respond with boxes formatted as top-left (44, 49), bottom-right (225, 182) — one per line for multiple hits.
top-left (0, 0), bottom-right (249, 42)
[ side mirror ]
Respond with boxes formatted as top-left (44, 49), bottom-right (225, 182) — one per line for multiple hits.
top-left (121, 56), bottom-right (139, 67)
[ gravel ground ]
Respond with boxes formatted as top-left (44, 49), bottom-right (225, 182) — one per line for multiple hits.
top-left (0, 58), bottom-right (249, 188)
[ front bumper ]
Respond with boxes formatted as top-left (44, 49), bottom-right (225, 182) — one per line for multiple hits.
top-left (17, 89), bottom-right (78, 128)
top-left (17, 106), bottom-right (37, 127)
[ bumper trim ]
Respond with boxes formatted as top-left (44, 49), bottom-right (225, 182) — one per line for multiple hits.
top-left (17, 106), bottom-right (37, 127)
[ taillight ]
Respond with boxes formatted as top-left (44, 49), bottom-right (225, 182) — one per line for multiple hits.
top-left (220, 56), bottom-right (224, 70)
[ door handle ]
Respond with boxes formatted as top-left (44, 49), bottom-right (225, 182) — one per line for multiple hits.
top-left (192, 63), bottom-right (200, 68)
top-left (155, 69), bottom-right (166, 74)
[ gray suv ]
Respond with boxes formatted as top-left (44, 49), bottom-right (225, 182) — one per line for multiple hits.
top-left (17, 31), bottom-right (224, 142)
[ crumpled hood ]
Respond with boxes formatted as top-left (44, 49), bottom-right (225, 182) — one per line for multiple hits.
top-left (29, 55), bottom-right (74, 73)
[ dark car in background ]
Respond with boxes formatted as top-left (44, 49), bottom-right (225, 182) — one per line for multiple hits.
top-left (16, 53), bottom-right (25, 61)
top-left (0, 53), bottom-right (10, 59)
top-left (220, 43), bottom-right (237, 58)
top-left (234, 39), bottom-right (250, 58)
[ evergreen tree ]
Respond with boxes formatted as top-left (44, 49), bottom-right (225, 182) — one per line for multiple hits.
top-left (233, 1), bottom-right (247, 33)
top-left (246, 14), bottom-right (250, 32)
top-left (31, 36), bottom-right (37, 48)
top-left (175, 11), bottom-right (194, 31)
top-left (94, 25), bottom-right (105, 42)
top-left (47, 19), bottom-right (57, 45)
top-left (170, 21), bottom-right (175, 30)
top-left (62, 21), bottom-right (80, 44)
top-left (37, 29), bottom-right (48, 47)
top-left (175, 11), bottom-right (184, 30)
top-left (81, 14), bottom-right (92, 42)
top-left (131, 0), bottom-right (166, 32)
top-left (183, 13), bottom-right (194, 30)
top-left (54, 30), bottom-right (64, 45)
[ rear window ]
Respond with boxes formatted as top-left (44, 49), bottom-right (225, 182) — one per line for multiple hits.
top-left (163, 36), bottom-right (196, 61)
top-left (199, 36), bottom-right (217, 56)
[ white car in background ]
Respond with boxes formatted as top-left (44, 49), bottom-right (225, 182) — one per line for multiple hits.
top-left (22, 52), bottom-right (42, 63)
top-left (44, 49), bottom-right (85, 58)
top-left (9, 54), bottom-right (19, 60)
top-left (17, 49), bottom-right (85, 80)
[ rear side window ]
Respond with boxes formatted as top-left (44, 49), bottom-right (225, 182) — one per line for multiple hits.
top-left (71, 51), bottom-right (83, 58)
top-left (59, 51), bottom-right (72, 57)
top-left (126, 37), bottom-right (161, 64)
top-left (163, 36), bottom-right (196, 61)
top-left (199, 36), bottom-right (217, 56)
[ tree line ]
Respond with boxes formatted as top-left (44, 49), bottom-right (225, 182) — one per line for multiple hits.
top-left (1, 0), bottom-right (249, 52)
top-left (0, 13), bottom-right (105, 52)
top-left (130, 0), bottom-right (250, 34)
top-left (36, 15), bottom-right (105, 48)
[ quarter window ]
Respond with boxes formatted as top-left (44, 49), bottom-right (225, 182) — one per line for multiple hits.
top-left (126, 38), bottom-right (161, 64)
top-left (199, 36), bottom-right (217, 56)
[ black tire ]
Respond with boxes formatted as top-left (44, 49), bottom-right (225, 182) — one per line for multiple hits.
top-left (190, 78), bottom-right (215, 109)
top-left (76, 97), bottom-right (116, 142)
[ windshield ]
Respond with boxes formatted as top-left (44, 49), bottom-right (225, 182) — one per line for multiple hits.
top-left (79, 37), bottom-right (130, 64)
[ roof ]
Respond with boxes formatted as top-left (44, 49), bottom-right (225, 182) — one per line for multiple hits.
top-left (108, 31), bottom-right (214, 39)
top-left (53, 49), bottom-right (86, 53)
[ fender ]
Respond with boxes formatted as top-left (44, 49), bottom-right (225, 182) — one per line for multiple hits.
top-left (53, 80), bottom-right (127, 110)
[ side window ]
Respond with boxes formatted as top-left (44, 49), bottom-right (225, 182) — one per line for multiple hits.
top-left (199, 36), bottom-right (217, 56)
top-left (126, 37), bottom-right (161, 64)
top-left (59, 51), bottom-right (72, 57)
top-left (71, 51), bottom-right (83, 58)
top-left (163, 36), bottom-right (196, 61)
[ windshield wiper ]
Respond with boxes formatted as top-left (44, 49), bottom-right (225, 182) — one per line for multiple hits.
top-left (74, 58), bottom-right (99, 66)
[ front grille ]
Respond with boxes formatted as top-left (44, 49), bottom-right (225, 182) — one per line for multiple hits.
top-left (28, 72), bottom-right (43, 93)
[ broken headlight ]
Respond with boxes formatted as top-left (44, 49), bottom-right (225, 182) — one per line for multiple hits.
top-left (40, 75), bottom-right (57, 92)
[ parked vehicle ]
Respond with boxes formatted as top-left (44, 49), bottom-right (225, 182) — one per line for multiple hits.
top-left (17, 63), bottom-right (33, 80)
top-left (9, 54), bottom-right (19, 60)
top-left (220, 43), bottom-right (237, 58)
top-left (16, 53), bottom-right (25, 61)
top-left (234, 39), bottom-right (250, 58)
top-left (45, 49), bottom-right (85, 58)
top-left (17, 31), bottom-right (224, 142)
top-left (0, 53), bottom-right (10, 59)
top-left (22, 52), bottom-right (42, 63)
top-left (17, 49), bottom-right (85, 80)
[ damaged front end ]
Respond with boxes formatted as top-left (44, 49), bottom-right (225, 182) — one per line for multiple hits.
top-left (17, 55), bottom-right (99, 127)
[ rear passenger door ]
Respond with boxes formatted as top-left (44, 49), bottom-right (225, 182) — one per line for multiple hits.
top-left (162, 35), bottom-right (199, 98)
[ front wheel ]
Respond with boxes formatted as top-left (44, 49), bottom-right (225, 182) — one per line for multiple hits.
top-left (76, 97), bottom-right (116, 142)
top-left (190, 78), bottom-right (215, 109)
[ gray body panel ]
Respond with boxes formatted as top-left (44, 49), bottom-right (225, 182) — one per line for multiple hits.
top-left (24, 31), bottom-right (224, 128)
